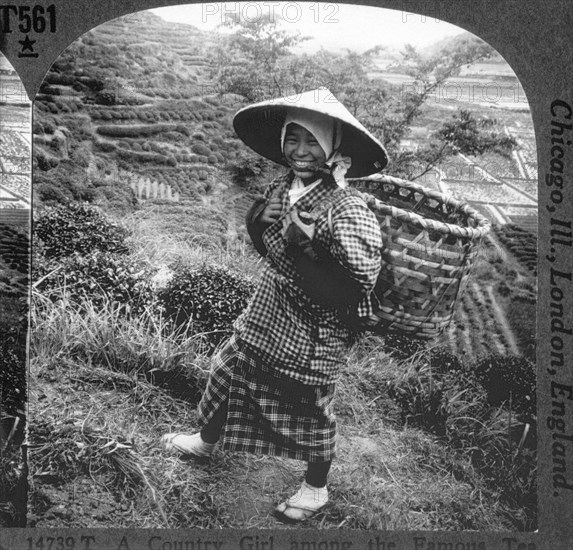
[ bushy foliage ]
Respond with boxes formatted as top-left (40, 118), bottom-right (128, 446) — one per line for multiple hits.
top-left (117, 149), bottom-right (172, 165)
top-left (157, 264), bottom-right (256, 349)
top-left (474, 354), bottom-right (536, 420)
top-left (34, 149), bottom-right (60, 171)
top-left (33, 118), bottom-right (57, 134)
top-left (94, 90), bottom-right (116, 106)
top-left (0, 335), bottom-right (26, 417)
top-left (191, 143), bottom-right (211, 156)
top-left (381, 332), bottom-right (426, 359)
top-left (434, 109), bottom-right (518, 158)
top-left (44, 72), bottom-right (75, 86)
top-left (388, 348), bottom-right (473, 435)
top-left (33, 203), bottom-right (129, 260)
top-left (97, 123), bottom-right (188, 138)
top-left (386, 348), bottom-right (536, 529)
top-left (35, 251), bottom-right (154, 315)
top-left (90, 179), bottom-right (139, 212)
top-left (225, 149), bottom-right (275, 189)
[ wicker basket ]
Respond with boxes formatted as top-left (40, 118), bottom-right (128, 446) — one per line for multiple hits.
top-left (350, 174), bottom-right (491, 340)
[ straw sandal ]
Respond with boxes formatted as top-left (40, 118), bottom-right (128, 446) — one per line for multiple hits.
top-left (274, 482), bottom-right (328, 523)
top-left (161, 433), bottom-right (215, 458)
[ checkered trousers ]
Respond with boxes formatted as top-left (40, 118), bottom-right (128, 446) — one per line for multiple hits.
top-left (197, 335), bottom-right (337, 462)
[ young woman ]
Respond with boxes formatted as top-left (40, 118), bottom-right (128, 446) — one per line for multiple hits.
top-left (162, 88), bottom-right (388, 522)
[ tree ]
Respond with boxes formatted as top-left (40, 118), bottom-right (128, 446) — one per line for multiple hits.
top-left (209, 24), bottom-right (517, 179)
top-left (208, 13), bottom-right (307, 100)
top-left (435, 109), bottom-right (517, 157)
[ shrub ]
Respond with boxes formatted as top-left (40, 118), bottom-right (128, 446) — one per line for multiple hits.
top-left (34, 150), bottom-right (60, 171)
top-left (192, 143), bottom-right (211, 156)
top-left (77, 76), bottom-right (105, 91)
top-left (34, 181), bottom-right (74, 203)
top-left (91, 181), bottom-right (138, 212)
top-left (95, 90), bottom-right (116, 106)
top-left (474, 354), bottom-right (536, 420)
top-left (117, 149), bottom-right (165, 164)
top-left (175, 124), bottom-right (190, 137)
top-left (33, 203), bottom-right (130, 260)
top-left (33, 118), bottom-right (57, 135)
top-left (0, 335), bottom-right (26, 417)
top-left (381, 332), bottom-right (426, 359)
top-left (44, 72), bottom-right (75, 86)
top-left (36, 251), bottom-right (154, 315)
top-left (96, 140), bottom-right (116, 153)
top-left (225, 149), bottom-right (274, 188)
top-left (157, 264), bottom-right (255, 350)
top-left (39, 83), bottom-right (62, 95)
top-left (148, 142), bottom-right (164, 154)
top-left (97, 123), bottom-right (186, 139)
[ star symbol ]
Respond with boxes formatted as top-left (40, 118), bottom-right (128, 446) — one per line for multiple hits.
top-left (19, 35), bottom-right (36, 53)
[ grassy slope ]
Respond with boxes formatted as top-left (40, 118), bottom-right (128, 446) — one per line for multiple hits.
top-left (28, 298), bottom-right (512, 530)
top-left (27, 11), bottom-right (536, 530)
top-left (28, 209), bottom-right (534, 530)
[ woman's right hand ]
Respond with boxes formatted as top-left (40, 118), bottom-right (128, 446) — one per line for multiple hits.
top-left (259, 197), bottom-right (282, 225)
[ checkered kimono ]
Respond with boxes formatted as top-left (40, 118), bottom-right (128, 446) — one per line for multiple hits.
top-left (197, 171), bottom-right (382, 461)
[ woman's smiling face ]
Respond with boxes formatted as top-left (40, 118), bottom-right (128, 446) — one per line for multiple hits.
top-left (283, 123), bottom-right (327, 180)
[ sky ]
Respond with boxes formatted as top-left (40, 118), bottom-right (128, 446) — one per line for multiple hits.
top-left (150, 2), bottom-right (465, 54)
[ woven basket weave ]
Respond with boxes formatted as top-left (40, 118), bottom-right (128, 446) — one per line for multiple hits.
top-left (349, 174), bottom-right (491, 340)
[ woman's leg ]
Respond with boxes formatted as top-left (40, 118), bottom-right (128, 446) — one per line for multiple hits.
top-left (276, 460), bottom-right (331, 521)
top-left (200, 401), bottom-right (228, 444)
top-left (305, 460), bottom-right (332, 488)
top-left (162, 401), bottom-right (227, 457)
top-left (162, 336), bottom-right (237, 456)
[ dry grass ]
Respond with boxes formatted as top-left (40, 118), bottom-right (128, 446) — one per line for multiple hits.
top-left (29, 289), bottom-right (519, 529)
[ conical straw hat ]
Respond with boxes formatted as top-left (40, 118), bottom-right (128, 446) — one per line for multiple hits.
top-left (233, 88), bottom-right (388, 177)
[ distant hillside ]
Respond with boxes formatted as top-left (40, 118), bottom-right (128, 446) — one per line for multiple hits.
top-left (32, 11), bottom-right (263, 210)
top-left (377, 31), bottom-right (513, 78)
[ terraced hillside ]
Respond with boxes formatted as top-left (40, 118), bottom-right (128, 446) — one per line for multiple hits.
top-left (33, 12), bottom-right (251, 210)
top-left (0, 101), bottom-right (31, 209)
